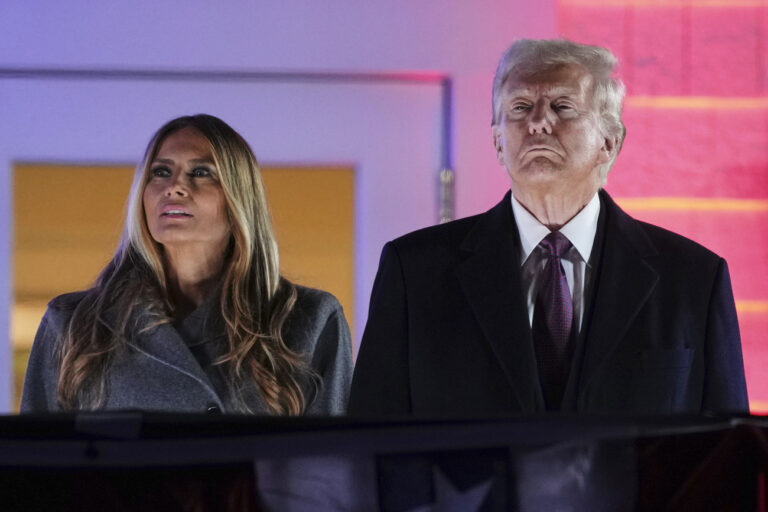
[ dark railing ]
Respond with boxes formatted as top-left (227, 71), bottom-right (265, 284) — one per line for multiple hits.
top-left (1, 413), bottom-right (765, 511)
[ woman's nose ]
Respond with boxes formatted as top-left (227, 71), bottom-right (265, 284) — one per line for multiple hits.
top-left (164, 173), bottom-right (189, 197)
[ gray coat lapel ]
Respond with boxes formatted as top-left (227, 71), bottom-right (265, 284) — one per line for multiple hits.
top-left (129, 322), bottom-right (219, 395)
top-left (579, 191), bottom-right (659, 391)
top-left (129, 320), bottom-right (270, 413)
top-left (100, 305), bottom-right (225, 408)
top-left (454, 192), bottom-right (544, 412)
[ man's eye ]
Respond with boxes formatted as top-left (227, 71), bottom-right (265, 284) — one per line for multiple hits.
top-left (150, 167), bottom-right (171, 178)
top-left (554, 104), bottom-right (574, 111)
top-left (512, 104), bottom-right (530, 112)
top-left (189, 167), bottom-right (213, 178)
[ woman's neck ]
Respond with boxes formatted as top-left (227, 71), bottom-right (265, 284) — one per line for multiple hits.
top-left (163, 245), bottom-right (225, 318)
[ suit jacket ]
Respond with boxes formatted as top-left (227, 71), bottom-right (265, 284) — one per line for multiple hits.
top-left (349, 190), bottom-right (748, 416)
top-left (21, 285), bottom-right (353, 415)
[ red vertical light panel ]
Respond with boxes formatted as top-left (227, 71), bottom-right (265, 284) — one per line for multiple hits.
top-left (558, 0), bottom-right (768, 412)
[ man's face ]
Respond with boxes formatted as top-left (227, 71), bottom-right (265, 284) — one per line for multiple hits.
top-left (492, 64), bottom-right (614, 200)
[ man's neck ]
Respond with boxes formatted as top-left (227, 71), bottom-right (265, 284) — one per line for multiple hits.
top-left (512, 186), bottom-right (600, 230)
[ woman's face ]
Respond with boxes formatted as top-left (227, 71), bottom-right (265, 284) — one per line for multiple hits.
top-left (142, 127), bottom-right (231, 254)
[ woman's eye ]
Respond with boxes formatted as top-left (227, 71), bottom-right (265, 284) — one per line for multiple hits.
top-left (189, 167), bottom-right (213, 178)
top-left (554, 104), bottom-right (574, 112)
top-left (512, 104), bottom-right (530, 112)
top-left (150, 166), bottom-right (171, 178)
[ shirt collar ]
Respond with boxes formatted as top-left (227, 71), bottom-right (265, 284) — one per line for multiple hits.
top-left (511, 191), bottom-right (601, 265)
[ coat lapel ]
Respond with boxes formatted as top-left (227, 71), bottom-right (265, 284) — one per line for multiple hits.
top-left (132, 323), bottom-right (223, 396)
top-left (578, 191), bottom-right (659, 392)
top-left (454, 192), bottom-right (544, 412)
top-left (100, 305), bottom-right (224, 406)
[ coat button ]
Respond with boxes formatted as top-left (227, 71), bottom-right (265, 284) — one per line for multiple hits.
top-left (206, 404), bottom-right (221, 414)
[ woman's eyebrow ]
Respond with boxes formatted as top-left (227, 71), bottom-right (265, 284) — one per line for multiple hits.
top-left (152, 157), bottom-right (215, 165)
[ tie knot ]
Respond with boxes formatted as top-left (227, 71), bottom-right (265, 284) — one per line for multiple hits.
top-left (539, 231), bottom-right (571, 258)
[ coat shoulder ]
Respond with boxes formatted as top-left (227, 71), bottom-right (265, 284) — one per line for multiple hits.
top-left (629, 218), bottom-right (725, 281)
top-left (390, 212), bottom-right (485, 256)
top-left (603, 190), bottom-right (722, 264)
top-left (287, 284), bottom-right (349, 350)
top-left (20, 291), bottom-right (90, 412)
top-left (48, 290), bottom-right (89, 308)
top-left (288, 284), bottom-right (353, 415)
top-left (293, 284), bottom-right (344, 319)
top-left (44, 290), bottom-right (89, 330)
top-left (638, 221), bottom-right (720, 261)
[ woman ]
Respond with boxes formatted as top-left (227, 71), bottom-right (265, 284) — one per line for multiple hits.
top-left (21, 114), bottom-right (352, 415)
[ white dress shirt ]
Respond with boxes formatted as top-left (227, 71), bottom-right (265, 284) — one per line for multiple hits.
top-left (512, 192), bottom-right (601, 332)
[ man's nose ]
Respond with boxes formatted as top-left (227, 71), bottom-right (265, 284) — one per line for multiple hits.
top-left (164, 173), bottom-right (189, 197)
top-left (528, 101), bottom-right (554, 135)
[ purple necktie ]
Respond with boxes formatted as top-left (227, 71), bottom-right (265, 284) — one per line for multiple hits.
top-left (532, 231), bottom-right (574, 410)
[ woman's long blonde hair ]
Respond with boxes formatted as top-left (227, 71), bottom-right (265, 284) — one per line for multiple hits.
top-left (56, 114), bottom-right (316, 414)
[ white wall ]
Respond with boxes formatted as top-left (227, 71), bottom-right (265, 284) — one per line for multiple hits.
top-left (1, 0), bottom-right (556, 214)
top-left (0, 0), bottom-right (556, 410)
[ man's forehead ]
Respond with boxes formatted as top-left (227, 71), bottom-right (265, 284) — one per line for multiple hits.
top-left (503, 64), bottom-right (593, 97)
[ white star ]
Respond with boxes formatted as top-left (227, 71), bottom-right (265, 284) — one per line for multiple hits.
top-left (406, 465), bottom-right (493, 512)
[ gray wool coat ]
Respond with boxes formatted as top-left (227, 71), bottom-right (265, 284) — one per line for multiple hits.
top-left (20, 285), bottom-right (353, 415)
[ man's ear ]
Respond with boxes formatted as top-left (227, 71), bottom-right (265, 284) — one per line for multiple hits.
top-left (599, 135), bottom-right (619, 164)
top-left (492, 125), bottom-right (504, 165)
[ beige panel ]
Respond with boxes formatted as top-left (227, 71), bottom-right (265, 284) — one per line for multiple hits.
top-left (261, 166), bottom-right (355, 335)
top-left (14, 164), bottom-right (134, 301)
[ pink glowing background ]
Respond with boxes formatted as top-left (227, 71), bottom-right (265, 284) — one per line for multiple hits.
top-left (558, 1), bottom-right (768, 411)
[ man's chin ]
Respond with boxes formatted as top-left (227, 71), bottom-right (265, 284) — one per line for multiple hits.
top-left (513, 159), bottom-right (562, 178)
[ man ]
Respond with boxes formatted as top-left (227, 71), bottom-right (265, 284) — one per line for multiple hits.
top-left (349, 39), bottom-right (748, 416)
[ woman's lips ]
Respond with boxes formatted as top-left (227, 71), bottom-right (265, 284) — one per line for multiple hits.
top-left (160, 205), bottom-right (193, 217)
